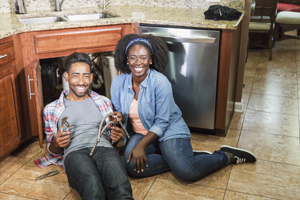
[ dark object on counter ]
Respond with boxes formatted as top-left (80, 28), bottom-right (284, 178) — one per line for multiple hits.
top-left (204, 5), bottom-right (242, 21)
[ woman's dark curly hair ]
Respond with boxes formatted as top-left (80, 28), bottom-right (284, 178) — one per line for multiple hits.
top-left (113, 33), bottom-right (169, 74)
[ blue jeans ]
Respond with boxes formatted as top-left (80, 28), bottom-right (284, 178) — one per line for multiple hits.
top-left (64, 147), bottom-right (133, 200)
top-left (124, 133), bottom-right (229, 181)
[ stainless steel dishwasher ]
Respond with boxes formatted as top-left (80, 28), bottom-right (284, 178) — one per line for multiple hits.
top-left (139, 25), bottom-right (220, 130)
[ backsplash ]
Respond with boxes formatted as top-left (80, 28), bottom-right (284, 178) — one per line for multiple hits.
top-left (0, 0), bottom-right (244, 13)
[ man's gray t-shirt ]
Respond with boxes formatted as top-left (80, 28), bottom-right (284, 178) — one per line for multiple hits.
top-left (58, 96), bottom-right (113, 158)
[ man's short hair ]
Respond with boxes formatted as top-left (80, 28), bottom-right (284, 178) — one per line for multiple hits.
top-left (64, 52), bottom-right (93, 72)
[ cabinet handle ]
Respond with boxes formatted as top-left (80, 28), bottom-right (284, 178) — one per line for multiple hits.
top-left (0, 54), bottom-right (7, 59)
top-left (28, 75), bottom-right (35, 99)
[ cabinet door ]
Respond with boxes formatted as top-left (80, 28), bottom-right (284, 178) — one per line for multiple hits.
top-left (0, 64), bottom-right (22, 157)
top-left (26, 59), bottom-right (44, 147)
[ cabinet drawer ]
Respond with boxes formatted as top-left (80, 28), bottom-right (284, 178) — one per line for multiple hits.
top-left (35, 27), bottom-right (122, 54)
top-left (0, 42), bottom-right (14, 66)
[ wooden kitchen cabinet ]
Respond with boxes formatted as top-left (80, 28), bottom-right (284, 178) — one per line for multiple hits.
top-left (0, 37), bottom-right (23, 158)
top-left (13, 24), bottom-right (136, 148)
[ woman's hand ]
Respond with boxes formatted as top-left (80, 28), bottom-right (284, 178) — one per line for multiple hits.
top-left (127, 145), bottom-right (148, 173)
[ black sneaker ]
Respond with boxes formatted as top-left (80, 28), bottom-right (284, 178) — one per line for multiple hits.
top-left (220, 145), bottom-right (257, 164)
top-left (193, 150), bottom-right (212, 156)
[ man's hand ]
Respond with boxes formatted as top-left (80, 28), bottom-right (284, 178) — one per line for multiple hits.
top-left (54, 130), bottom-right (70, 148)
top-left (109, 111), bottom-right (123, 124)
top-left (49, 130), bottom-right (70, 154)
top-left (110, 126), bottom-right (123, 143)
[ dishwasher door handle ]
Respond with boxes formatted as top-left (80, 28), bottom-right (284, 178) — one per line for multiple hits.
top-left (143, 32), bottom-right (215, 44)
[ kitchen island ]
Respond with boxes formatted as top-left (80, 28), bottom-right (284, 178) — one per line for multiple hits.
top-left (0, 5), bottom-right (245, 159)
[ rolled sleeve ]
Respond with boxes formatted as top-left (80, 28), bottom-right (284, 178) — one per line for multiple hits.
top-left (148, 125), bottom-right (164, 138)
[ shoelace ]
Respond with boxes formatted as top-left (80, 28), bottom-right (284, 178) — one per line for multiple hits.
top-left (234, 156), bottom-right (246, 164)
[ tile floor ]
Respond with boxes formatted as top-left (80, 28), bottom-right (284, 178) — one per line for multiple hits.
top-left (1, 37), bottom-right (300, 200)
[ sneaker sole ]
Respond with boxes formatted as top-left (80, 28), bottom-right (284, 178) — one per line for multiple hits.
top-left (220, 145), bottom-right (257, 163)
top-left (193, 150), bottom-right (212, 156)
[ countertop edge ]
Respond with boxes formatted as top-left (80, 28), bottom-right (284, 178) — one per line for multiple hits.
top-left (0, 6), bottom-right (244, 40)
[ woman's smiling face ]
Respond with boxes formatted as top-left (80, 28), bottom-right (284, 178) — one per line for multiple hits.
top-left (127, 44), bottom-right (152, 79)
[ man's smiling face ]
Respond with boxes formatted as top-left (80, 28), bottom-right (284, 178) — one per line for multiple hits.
top-left (65, 62), bottom-right (93, 101)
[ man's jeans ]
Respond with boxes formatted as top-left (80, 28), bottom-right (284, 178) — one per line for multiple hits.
top-left (124, 133), bottom-right (230, 181)
top-left (65, 147), bottom-right (133, 200)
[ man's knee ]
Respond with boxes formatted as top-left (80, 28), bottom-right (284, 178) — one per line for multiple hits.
top-left (80, 175), bottom-right (105, 199)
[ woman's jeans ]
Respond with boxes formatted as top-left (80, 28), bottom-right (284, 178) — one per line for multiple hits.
top-left (124, 133), bottom-right (230, 181)
top-left (64, 147), bottom-right (133, 200)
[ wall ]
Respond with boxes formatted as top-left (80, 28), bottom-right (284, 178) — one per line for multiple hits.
top-left (1, 0), bottom-right (244, 13)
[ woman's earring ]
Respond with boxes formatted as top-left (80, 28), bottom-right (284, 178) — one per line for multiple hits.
top-left (127, 63), bottom-right (129, 65)
top-left (150, 62), bottom-right (152, 64)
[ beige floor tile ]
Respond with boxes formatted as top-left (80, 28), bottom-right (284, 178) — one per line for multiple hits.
top-left (0, 141), bottom-right (43, 184)
top-left (255, 68), bottom-right (297, 84)
top-left (243, 92), bottom-right (251, 105)
top-left (243, 76), bottom-right (255, 93)
top-left (247, 49), bottom-right (262, 61)
top-left (257, 59), bottom-right (297, 72)
top-left (129, 176), bottom-right (156, 200)
top-left (247, 93), bottom-right (298, 115)
top-left (229, 111), bottom-right (246, 130)
top-left (0, 151), bottom-right (71, 200)
top-left (297, 62), bottom-right (300, 79)
top-left (224, 191), bottom-right (273, 200)
top-left (275, 38), bottom-right (296, 48)
top-left (145, 178), bottom-right (225, 200)
top-left (243, 110), bottom-right (299, 137)
top-left (191, 129), bottom-right (240, 152)
top-left (260, 48), bottom-right (296, 62)
top-left (0, 192), bottom-right (34, 200)
top-left (238, 130), bottom-right (300, 165)
top-left (64, 189), bottom-right (80, 200)
top-left (244, 59), bottom-right (258, 77)
top-left (227, 160), bottom-right (300, 200)
top-left (157, 165), bottom-right (232, 190)
top-left (252, 76), bottom-right (298, 98)
top-left (298, 84), bottom-right (300, 99)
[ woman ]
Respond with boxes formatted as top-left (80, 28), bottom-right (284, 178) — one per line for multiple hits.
top-left (111, 34), bottom-right (256, 181)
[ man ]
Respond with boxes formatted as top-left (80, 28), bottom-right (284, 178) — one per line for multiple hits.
top-left (36, 52), bottom-right (133, 200)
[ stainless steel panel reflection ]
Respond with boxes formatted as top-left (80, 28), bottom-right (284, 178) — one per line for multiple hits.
top-left (139, 26), bottom-right (220, 130)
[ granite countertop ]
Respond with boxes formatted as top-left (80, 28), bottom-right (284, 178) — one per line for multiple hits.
top-left (0, 5), bottom-right (244, 40)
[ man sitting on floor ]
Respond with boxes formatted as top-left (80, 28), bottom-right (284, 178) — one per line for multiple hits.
top-left (35, 52), bottom-right (133, 200)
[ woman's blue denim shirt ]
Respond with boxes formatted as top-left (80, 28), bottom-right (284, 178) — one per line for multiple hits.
top-left (111, 68), bottom-right (190, 143)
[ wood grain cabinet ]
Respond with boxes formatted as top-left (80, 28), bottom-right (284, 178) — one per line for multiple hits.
top-left (0, 37), bottom-right (22, 158)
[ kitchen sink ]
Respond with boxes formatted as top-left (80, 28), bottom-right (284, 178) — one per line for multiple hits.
top-left (64, 13), bottom-right (117, 21)
top-left (19, 16), bottom-right (67, 24)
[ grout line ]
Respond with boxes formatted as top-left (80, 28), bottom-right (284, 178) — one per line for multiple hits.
top-left (250, 91), bottom-right (298, 99)
top-left (296, 43), bottom-right (300, 143)
top-left (246, 107), bottom-right (299, 117)
top-left (257, 159), bottom-right (300, 168)
top-left (63, 189), bottom-right (73, 200)
top-left (155, 176), bottom-right (226, 191)
top-left (223, 164), bottom-right (233, 200)
top-left (225, 190), bottom-right (281, 200)
top-left (0, 191), bottom-right (39, 200)
top-left (143, 176), bottom-right (157, 200)
top-left (238, 128), bottom-right (299, 139)
top-left (0, 146), bottom-right (43, 187)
